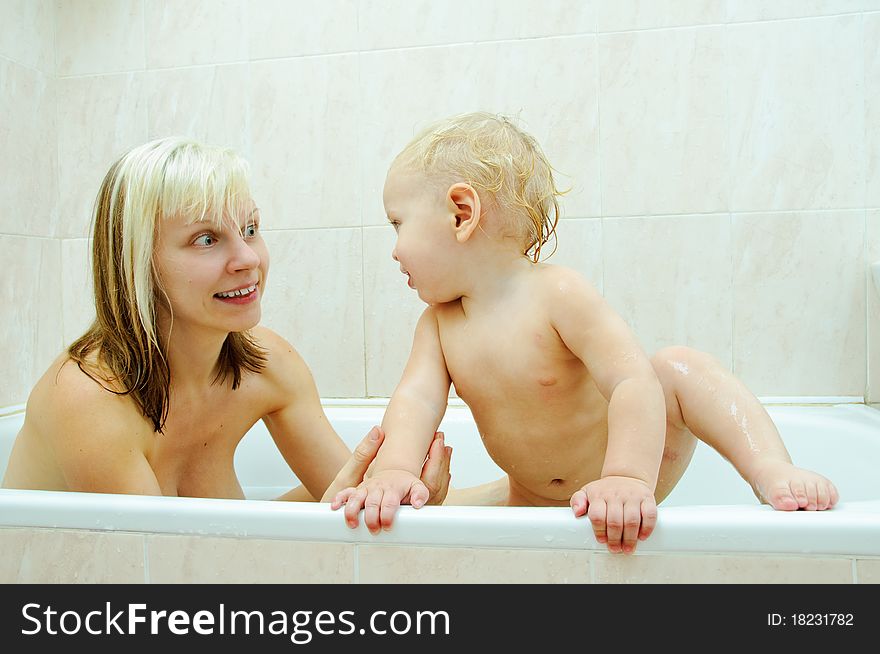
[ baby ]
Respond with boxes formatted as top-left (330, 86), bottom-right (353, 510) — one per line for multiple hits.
top-left (334, 112), bottom-right (838, 553)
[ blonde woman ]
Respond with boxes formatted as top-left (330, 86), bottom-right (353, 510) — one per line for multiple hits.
top-left (2, 137), bottom-right (450, 502)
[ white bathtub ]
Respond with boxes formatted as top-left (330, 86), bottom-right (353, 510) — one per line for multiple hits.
top-left (0, 400), bottom-right (878, 562)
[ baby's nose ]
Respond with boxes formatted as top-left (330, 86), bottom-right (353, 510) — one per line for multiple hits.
top-left (391, 247), bottom-right (399, 262)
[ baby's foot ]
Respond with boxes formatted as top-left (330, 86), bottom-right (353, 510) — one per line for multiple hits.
top-left (750, 460), bottom-right (839, 511)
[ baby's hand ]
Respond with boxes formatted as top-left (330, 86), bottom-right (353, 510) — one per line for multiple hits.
top-left (332, 469), bottom-right (429, 534)
top-left (570, 476), bottom-right (657, 554)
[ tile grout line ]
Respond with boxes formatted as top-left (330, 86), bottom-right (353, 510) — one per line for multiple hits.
top-left (594, 19), bottom-right (604, 296)
top-left (354, 543), bottom-right (360, 584)
top-left (356, 1), bottom-right (369, 398)
top-left (863, 12), bottom-right (870, 403)
top-left (143, 535), bottom-right (150, 584)
top-left (725, 20), bottom-right (737, 375)
top-left (48, 11), bottom-right (879, 81)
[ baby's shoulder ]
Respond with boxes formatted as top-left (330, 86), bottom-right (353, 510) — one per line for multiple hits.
top-left (533, 263), bottom-right (602, 299)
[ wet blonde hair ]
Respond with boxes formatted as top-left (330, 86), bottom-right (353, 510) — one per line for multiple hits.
top-left (395, 112), bottom-right (564, 261)
top-left (68, 137), bottom-right (266, 433)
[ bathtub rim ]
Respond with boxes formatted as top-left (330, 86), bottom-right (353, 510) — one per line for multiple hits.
top-left (0, 488), bottom-right (878, 556)
top-left (0, 395), bottom-right (869, 419)
top-left (2, 399), bottom-right (878, 557)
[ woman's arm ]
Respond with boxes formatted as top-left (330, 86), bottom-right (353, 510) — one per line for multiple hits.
top-left (256, 328), bottom-right (351, 501)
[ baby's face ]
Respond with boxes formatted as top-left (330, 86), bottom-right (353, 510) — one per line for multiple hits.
top-left (383, 165), bottom-right (460, 305)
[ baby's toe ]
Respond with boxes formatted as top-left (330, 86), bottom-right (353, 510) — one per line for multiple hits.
top-left (816, 482), bottom-right (832, 511)
top-left (766, 481), bottom-right (799, 511)
top-left (805, 483), bottom-right (818, 511)
top-left (788, 478), bottom-right (810, 509)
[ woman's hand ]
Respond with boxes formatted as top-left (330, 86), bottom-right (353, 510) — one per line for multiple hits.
top-left (420, 431), bottom-right (452, 505)
top-left (320, 427), bottom-right (451, 503)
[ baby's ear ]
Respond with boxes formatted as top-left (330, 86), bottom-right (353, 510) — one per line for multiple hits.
top-left (446, 183), bottom-right (481, 243)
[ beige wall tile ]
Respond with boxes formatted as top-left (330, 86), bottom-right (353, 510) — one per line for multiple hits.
top-left (0, 236), bottom-right (61, 407)
top-left (728, 16), bottom-right (864, 212)
top-left (56, 0), bottom-right (145, 76)
top-left (357, 0), bottom-right (478, 50)
top-left (547, 218), bottom-right (603, 291)
top-left (248, 0), bottom-right (358, 60)
top-left (727, 1), bottom-right (880, 23)
top-left (868, 211), bottom-right (880, 401)
top-left (363, 226), bottom-right (425, 397)
top-left (856, 558), bottom-right (880, 583)
top-left (260, 229), bottom-right (365, 397)
top-left (594, 553), bottom-right (853, 583)
top-left (358, 0), bottom-right (595, 51)
top-left (359, 38), bottom-right (600, 227)
top-left (599, 27), bottom-right (727, 216)
top-left (146, 64), bottom-right (250, 155)
top-left (147, 535), bottom-right (354, 583)
top-left (57, 73), bottom-right (148, 238)
top-left (867, 14), bottom-right (880, 208)
top-left (0, 0), bottom-right (55, 72)
top-left (604, 214), bottom-right (733, 366)
top-left (471, 37), bottom-right (601, 219)
top-left (599, 0), bottom-right (724, 32)
top-left (144, 0), bottom-right (247, 69)
top-left (475, 0), bottom-right (597, 41)
top-left (61, 238), bottom-right (95, 348)
top-left (250, 56), bottom-right (360, 230)
top-left (359, 545), bottom-right (592, 583)
top-left (0, 58), bottom-right (58, 237)
top-left (0, 528), bottom-right (145, 583)
top-left (358, 45), bottom-right (479, 227)
top-left (732, 211), bottom-right (865, 395)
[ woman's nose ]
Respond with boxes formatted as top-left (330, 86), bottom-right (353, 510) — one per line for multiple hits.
top-left (229, 236), bottom-right (261, 272)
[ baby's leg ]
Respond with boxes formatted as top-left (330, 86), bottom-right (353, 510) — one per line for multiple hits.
top-left (651, 346), bottom-right (838, 510)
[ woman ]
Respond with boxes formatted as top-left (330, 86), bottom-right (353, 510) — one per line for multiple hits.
top-left (2, 137), bottom-right (449, 502)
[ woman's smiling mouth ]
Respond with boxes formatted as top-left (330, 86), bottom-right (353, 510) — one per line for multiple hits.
top-left (215, 282), bottom-right (259, 304)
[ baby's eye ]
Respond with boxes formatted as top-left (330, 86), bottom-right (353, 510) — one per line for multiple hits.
top-left (243, 222), bottom-right (259, 238)
top-left (389, 220), bottom-right (400, 231)
top-left (193, 233), bottom-right (216, 247)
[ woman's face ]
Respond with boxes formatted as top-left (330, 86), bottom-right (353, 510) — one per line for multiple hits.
top-left (153, 199), bottom-right (269, 336)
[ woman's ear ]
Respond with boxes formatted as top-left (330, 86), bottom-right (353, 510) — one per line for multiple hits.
top-left (446, 183), bottom-right (482, 243)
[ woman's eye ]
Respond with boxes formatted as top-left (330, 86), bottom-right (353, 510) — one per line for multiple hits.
top-left (193, 234), bottom-right (215, 247)
top-left (244, 223), bottom-right (258, 238)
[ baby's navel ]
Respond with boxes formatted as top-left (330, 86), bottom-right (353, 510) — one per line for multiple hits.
top-left (537, 376), bottom-right (557, 387)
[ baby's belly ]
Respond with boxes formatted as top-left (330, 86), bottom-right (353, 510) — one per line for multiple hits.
top-left (475, 411), bottom-right (609, 505)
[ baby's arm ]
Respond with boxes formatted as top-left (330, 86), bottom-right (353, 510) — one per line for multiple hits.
top-left (547, 268), bottom-right (666, 553)
top-left (334, 307), bottom-right (451, 533)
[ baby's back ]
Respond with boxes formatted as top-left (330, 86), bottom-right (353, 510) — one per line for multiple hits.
top-left (435, 266), bottom-right (612, 505)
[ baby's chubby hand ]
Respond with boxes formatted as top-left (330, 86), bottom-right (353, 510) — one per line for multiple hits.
top-left (332, 469), bottom-right (429, 535)
top-left (570, 475), bottom-right (658, 554)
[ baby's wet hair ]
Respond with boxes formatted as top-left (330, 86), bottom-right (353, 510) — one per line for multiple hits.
top-left (395, 112), bottom-right (564, 261)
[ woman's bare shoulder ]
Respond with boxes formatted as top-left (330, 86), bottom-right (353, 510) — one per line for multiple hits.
top-left (20, 354), bottom-right (159, 494)
top-left (28, 353), bottom-right (144, 436)
top-left (245, 326), bottom-right (317, 405)
top-left (247, 326), bottom-right (309, 376)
